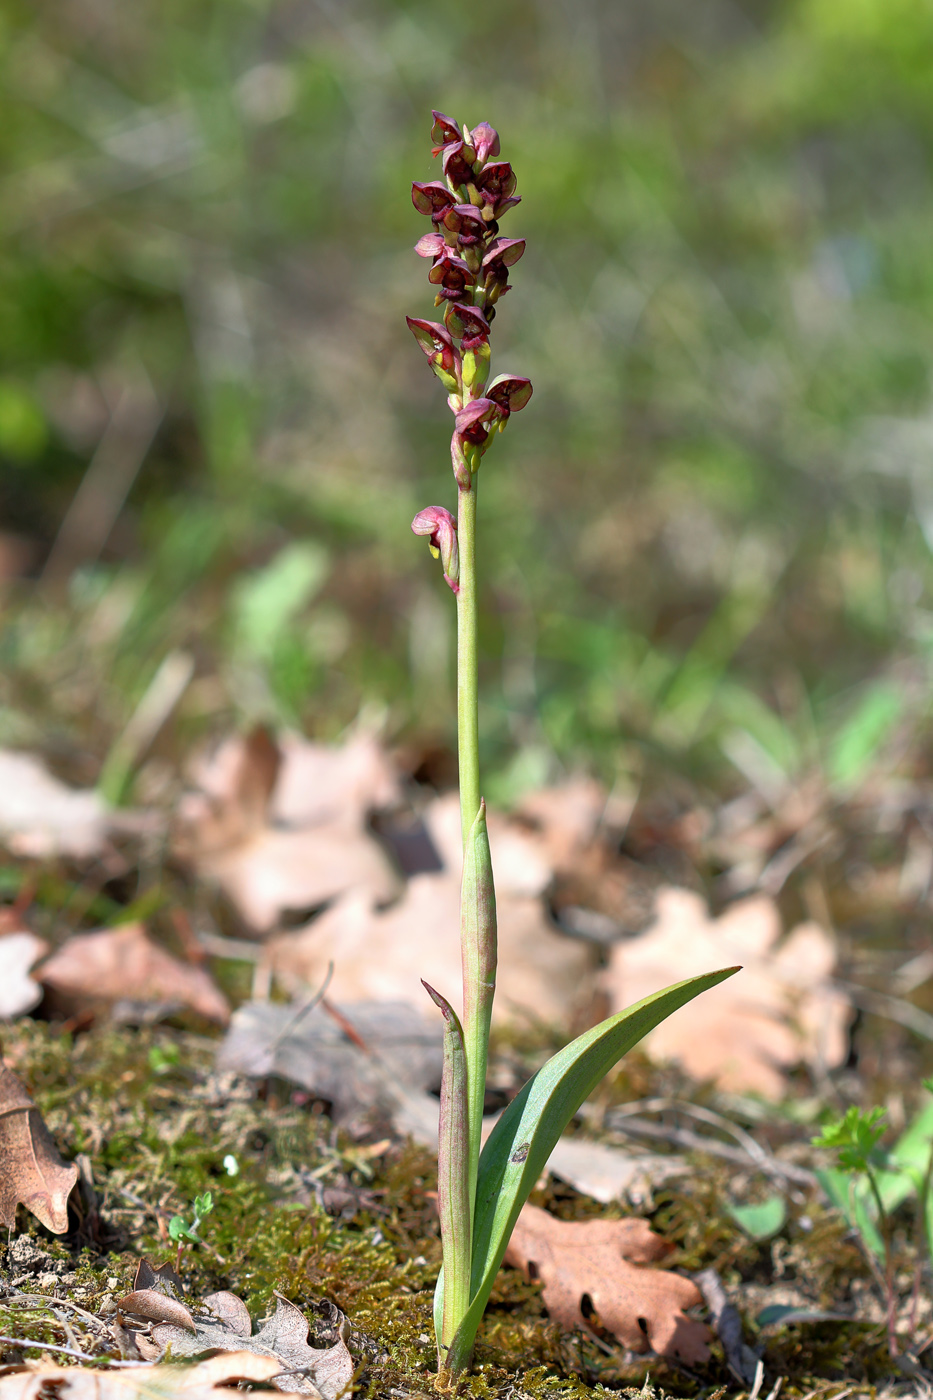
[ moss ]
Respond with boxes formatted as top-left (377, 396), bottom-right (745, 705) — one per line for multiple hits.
top-left (2, 1019), bottom-right (928, 1397)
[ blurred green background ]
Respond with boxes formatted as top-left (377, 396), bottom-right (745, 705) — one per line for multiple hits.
top-left (3, 0), bottom-right (933, 805)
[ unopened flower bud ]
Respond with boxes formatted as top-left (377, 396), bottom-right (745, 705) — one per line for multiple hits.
top-left (470, 122), bottom-right (500, 169)
top-left (412, 506), bottom-right (460, 591)
top-left (450, 431), bottom-right (474, 490)
top-left (461, 339), bottom-right (491, 394)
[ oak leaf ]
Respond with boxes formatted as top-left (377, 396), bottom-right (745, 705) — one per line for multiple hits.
top-left (602, 888), bottom-right (851, 1096)
top-left (0, 1059), bottom-right (77, 1233)
top-left (38, 923), bottom-right (230, 1026)
top-left (266, 871), bottom-right (595, 1030)
top-left (146, 1291), bottom-right (353, 1399)
top-left (173, 728), bottom-right (400, 932)
top-left (0, 1352), bottom-right (299, 1400)
top-left (0, 750), bottom-right (109, 860)
top-left (503, 1202), bottom-right (709, 1363)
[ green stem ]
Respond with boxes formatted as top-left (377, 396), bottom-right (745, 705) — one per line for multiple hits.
top-left (457, 482), bottom-right (480, 846)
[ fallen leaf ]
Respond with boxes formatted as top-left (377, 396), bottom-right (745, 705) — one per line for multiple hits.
top-left (421, 792), bottom-right (552, 897)
top-left (117, 1288), bottom-right (198, 1333)
top-left (174, 729), bottom-right (400, 932)
top-left (38, 923), bottom-right (230, 1026)
top-left (602, 888), bottom-right (851, 1096)
top-left (503, 1202), bottom-right (710, 1363)
top-left (0, 1352), bottom-right (297, 1400)
top-left (515, 776), bottom-right (610, 872)
top-left (203, 1291), bottom-right (252, 1337)
top-left (266, 872), bottom-right (595, 1030)
top-left (0, 932), bottom-right (48, 1018)
top-left (0, 1058), bottom-right (78, 1232)
top-left (392, 1092), bottom-right (687, 1206)
top-left (217, 998), bottom-right (444, 1126)
top-left (271, 730), bottom-right (401, 828)
top-left (0, 750), bottom-right (109, 860)
top-left (540, 1135), bottom-right (689, 1205)
top-left (148, 1291), bottom-right (353, 1399)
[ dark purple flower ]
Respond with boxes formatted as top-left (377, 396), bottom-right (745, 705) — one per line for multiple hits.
top-left (412, 505), bottom-right (459, 591)
top-left (475, 162), bottom-right (517, 208)
top-left (445, 302), bottom-right (490, 350)
top-left (482, 238), bottom-right (525, 274)
top-left (406, 317), bottom-right (460, 392)
top-left (481, 238), bottom-right (525, 299)
top-left (442, 141), bottom-right (475, 189)
top-left (428, 248), bottom-right (475, 301)
top-left (486, 374), bottom-right (533, 418)
top-left (430, 111), bottom-right (462, 157)
top-left (441, 203), bottom-right (487, 247)
top-left (454, 397), bottom-right (504, 444)
top-left (470, 122), bottom-right (500, 167)
top-left (412, 181), bottom-right (458, 223)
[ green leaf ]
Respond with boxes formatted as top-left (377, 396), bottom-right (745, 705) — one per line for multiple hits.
top-left (875, 1098), bottom-right (933, 1212)
top-left (442, 965), bottom-right (739, 1372)
top-left (827, 683), bottom-right (901, 789)
top-left (231, 542), bottom-right (329, 661)
top-left (813, 1105), bottom-right (886, 1171)
top-left (727, 1194), bottom-right (787, 1241)
top-left (815, 1167), bottom-right (885, 1262)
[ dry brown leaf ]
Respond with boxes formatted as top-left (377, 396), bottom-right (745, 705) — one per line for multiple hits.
top-left (147, 1291), bottom-right (353, 1399)
top-left (503, 1202), bottom-right (710, 1363)
top-left (0, 751), bottom-right (109, 860)
top-left (271, 730), bottom-right (401, 828)
top-left (0, 1059), bottom-right (77, 1232)
top-left (266, 871), bottom-right (595, 1029)
top-left (202, 1291), bottom-right (252, 1337)
top-left (174, 729), bottom-right (400, 932)
top-left (603, 888), bottom-right (851, 1096)
top-left (38, 923), bottom-right (230, 1026)
top-left (421, 792), bottom-right (552, 897)
top-left (118, 1288), bottom-right (197, 1333)
top-left (217, 998), bottom-right (444, 1126)
top-left (515, 776), bottom-right (609, 872)
top-left (0, 932), bottom-right (48, 1019)
top-left (0, 1352), bottom-right (294, 1400)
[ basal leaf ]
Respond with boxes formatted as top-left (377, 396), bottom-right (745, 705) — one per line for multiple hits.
top-left (441, 966), bottom-right (738, 1371)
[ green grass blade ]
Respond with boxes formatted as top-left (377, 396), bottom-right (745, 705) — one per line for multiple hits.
top-left (443, 966), bottom-right (739, 1372)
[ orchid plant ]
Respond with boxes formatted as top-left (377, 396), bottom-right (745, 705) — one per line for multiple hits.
top-left (407, 111), bottom-right (738, 1383)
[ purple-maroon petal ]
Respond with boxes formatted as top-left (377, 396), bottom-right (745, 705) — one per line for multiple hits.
top-left (415, 232), bottom-right (445, 259)
top-left (471, 122), bottom-right (500, 166)
top-left (431, 111), bottom-right (462, 156)
top-left (482, 237), bottom-right (526, 271)
top-left (486, 375), bottom-right (533, 413)
top-left (406, 317), bottom-right (457, 373)
top-left (411, 181), bottom-right (458, 217)
top-left (455, 398), bottom-right (500, 433)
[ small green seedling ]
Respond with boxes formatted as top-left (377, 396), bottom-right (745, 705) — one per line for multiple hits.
top-left (406, 110), bottom-right (739, 1381)
top-left (813, 1085), bottom-right (933, 1358)
top-left (168, 1190), bottom-right (214, 1270)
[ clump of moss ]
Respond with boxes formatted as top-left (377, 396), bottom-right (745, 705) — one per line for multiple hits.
top-left (4, 1018), bottom-right (930, 1397)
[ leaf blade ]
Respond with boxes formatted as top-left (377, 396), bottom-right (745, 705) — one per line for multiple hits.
top-left (444, 966), bottom-right (739, 1370)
